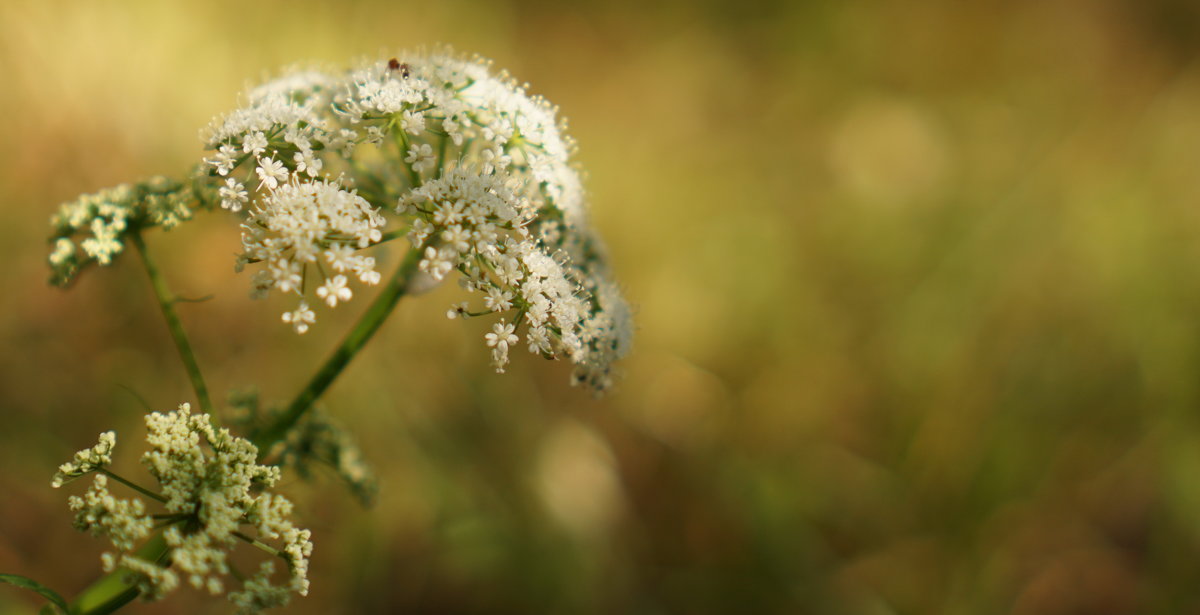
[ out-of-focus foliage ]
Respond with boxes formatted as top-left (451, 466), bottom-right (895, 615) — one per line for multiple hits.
top-left (4, 0), bottom-right (1200, 613)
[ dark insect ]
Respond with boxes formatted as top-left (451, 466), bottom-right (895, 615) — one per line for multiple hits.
top-left (387, 58), bottom-right (410, 78)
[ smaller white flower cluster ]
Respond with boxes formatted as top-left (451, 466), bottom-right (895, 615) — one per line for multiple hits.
top-left (48, 176), bottom-right (199, 286)
top-left (52, 430), bottom-right (115, 487)
top-left (70, 474), bottom-right (154, 551)
top-left (237, 178), bottom-right (386, 333)
top-left (52, 405), bottom-right (313, 613)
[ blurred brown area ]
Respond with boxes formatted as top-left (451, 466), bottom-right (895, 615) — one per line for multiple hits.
top-left (4, 0), bottom-right (1200, 613)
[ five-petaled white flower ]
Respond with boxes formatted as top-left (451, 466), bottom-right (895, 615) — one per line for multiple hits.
top-left (256, 157), bottom-right (288, 190)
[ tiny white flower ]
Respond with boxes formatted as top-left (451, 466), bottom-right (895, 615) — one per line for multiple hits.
top-left (324, 244), bottom-right (355, 272)
top-left (49, 238), bottom-right (74, 266)
top-left (316, 275), bottom-right (352, 307)
top-left (256, 157), bottom-right (289, 190)
top-left (405, 143), bottom-right (436, 174)
top-left (485, 320), bottom-right (519, 373)
top-left (206, 145), bottom-right (239, 176)
top-left (407, 218), bottom-right (433, 246)
top-left (218, 178), bottom-right (248, 212)
top-left (352, 256), bottom-right (381, 285)
top-left (485, 320), bottom-right (519, 350)
top-left (526, 325), bottom-right (552, 355)
top-left (282, 302), bottom-right (316, 334)
top-left (443, 116), bottom-right (465, 146)
top-left (418, 245), bottom-right (453, 280)
top-left (441, 224), bottom-right (470, 253)
top-left (446, 301), bottom-right (469, 319)
top-left (432, 200), bottom-right (465, 226)
top-left (401, 110), bottom-right (425, 135)
top-left (271, 259), bottom-right (303, 294)
top-left (484, 287), bottom-right (513, 312)
top-left (480, 143), bottom-right (508, 174)
top-left (365, 125), bottom-right (386, 146)
top-left (242, 131), bottom-right (269, 156)
top-left (293, 150), bottom-right (323, 178)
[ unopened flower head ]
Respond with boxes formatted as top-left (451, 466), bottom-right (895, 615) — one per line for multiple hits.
top-left (278, 408), bottom-right (379, 507)
top-left (205, 48), bottom-right (633, 391)
top-left (52, 430), bottom-right (115, 487)
top-left (52, 404), bottom-right (312, 612)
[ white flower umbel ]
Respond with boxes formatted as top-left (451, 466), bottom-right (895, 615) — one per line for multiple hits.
top-left (52, 404), bottom-right (313, 612)
top-left (47, 176), bottom-right (201, 286)
top-left (203, 49), bottom-right (633, 391)
top-left (238, 178), bottom-right (385, 332)
top-left (52, 430), bottom-right (116, 487)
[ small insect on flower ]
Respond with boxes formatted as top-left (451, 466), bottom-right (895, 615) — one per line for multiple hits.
top-left (387, 57), bottom-right (410, 79)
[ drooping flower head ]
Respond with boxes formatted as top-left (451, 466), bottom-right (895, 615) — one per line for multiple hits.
top-left (205, 49), bottom-right (632, 391)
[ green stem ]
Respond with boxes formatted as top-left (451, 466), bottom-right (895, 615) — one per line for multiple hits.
top-left (100, 469), bottom-right (166, 504)
top-left (392, 127), bottom-right (422, 188)
top-left (71, 534), bottom-right (167, 615)
top-left (131, 232), bottom-right (215, 419)
top-left (232, 531), bottom-right (282, 558)
top-left (375, 228), bottom-right (410, 245)
top-left (251, 245), bottom-right (424, 456)
top-left (435, 132), bottom-right (448, 178)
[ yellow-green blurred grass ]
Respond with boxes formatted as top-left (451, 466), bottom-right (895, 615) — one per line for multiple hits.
top-left (4, 0), bottom-right (1200, 613)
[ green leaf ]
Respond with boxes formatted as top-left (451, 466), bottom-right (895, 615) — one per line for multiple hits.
top-left (0, 573), bottom-right (70, 614)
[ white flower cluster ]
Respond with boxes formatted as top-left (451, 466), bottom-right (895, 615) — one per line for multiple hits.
top-left (238, 179), bottom-right (386, 333)
top-left (52, 430), bottom-right (116, 487)
top-left (47, 176), bottom-right (198, 286)
top-left (69, 474), bottom-right (154, 551)
top-left (52, 405), bottom-right (312, 612)
top-left (204, 49), bottom-right (632, 391)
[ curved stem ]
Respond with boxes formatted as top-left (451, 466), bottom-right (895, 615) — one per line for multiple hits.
top-left (131, 231), bottom-right (215, 418)
top-left (251, 245), bottom-right (424, 456)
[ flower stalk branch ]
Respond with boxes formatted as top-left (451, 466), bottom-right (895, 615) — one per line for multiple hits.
top-left (131, 231), bottom-right (214, 418)
top-left (251, 244), bottom-right (424, 456)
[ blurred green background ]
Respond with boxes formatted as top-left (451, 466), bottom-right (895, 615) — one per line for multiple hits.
top-left (4, 0), bottom-right (1200, 613)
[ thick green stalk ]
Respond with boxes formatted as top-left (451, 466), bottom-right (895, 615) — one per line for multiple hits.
top-left (131, 231), bottom-right (214, 417)
top-left (251, 245), bottom-right (424, 455)
top-left (71, 534), bottom-right (167, 615)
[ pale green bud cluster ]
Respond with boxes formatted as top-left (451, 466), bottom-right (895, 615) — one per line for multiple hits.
top-left (52, 430), bottom-right (116, 487)
top-left (280, 408), bottom-right (379, 507)
top-left (52, 404), bottom-right (312, 612)
top-left (47, 174), bottom-right (208, 286)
